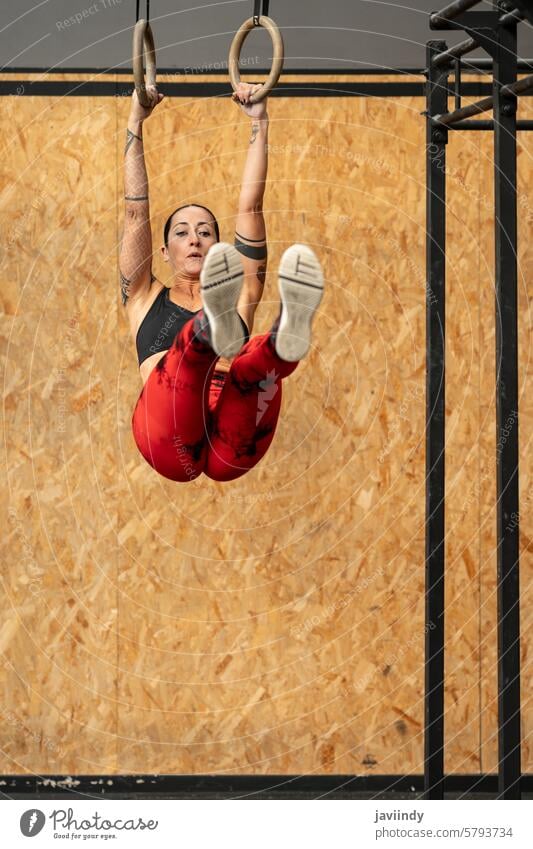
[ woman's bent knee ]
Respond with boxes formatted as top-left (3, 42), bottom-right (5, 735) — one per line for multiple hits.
top-left (131, 418), bottom-right (205, 483)
top-left (137, 448), bottom-right (205, 482)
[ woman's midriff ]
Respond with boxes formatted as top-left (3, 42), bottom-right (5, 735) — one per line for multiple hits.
top-left (136, 305), bottom-right (253, 386)
top-left (139, 348), bottom-right (230, 387)
top-left (139, 348), bottom-right (230, 415)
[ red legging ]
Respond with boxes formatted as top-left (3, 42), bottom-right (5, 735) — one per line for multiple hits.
top-left (131, 312), bottom-right (298, 482)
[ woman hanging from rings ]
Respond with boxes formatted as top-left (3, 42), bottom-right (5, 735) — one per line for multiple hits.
top-left (120, 61), bottom-right (324, 482)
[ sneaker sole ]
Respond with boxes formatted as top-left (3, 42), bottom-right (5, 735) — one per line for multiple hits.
top-left (200, 243), bottom-right (246, 358)
top-left (276, 244), bottom-right (324, 361)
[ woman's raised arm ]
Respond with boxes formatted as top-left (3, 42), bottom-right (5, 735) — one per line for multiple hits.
top-left (232, 83), bottom-right (269, 334)
top-left (118, 87), bottom-right (164, 306)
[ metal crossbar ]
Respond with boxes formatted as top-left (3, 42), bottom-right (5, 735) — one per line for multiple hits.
top-left (433, 72), bottom-right (533, 124)
top-left (430, 0), bottom-right (483, 27)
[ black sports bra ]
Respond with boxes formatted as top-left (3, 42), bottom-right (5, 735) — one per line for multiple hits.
top-left (136, 286), bottom-right (199, 365)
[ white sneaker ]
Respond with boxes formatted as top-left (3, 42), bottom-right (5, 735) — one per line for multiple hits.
top-left (200, 242), bottom-right (246, 358)
top-left (275, 244), bottom-right (324, 361)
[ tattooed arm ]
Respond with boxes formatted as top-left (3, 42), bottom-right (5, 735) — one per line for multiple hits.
top-left (231, 82), bottom-right (269, 334)
top-left (118, 88), bottom-right (163, 306)
top-left (235, 91), bottom-right (268, 213)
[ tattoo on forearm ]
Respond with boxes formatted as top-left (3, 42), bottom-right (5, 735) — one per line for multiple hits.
top-left (124, 195), bottom-right (148, 201)
top-left (125, 128), bottom-right (142, 155)
top-left (256, 263), bottom-right (266, 287)
top-left (250, 122), bottom-right (260, 144)
top-left (120, 271), bottom-right (131, 305)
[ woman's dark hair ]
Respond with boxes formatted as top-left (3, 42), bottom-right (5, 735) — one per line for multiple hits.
top-left (163, 203), bottom-right (220, 248)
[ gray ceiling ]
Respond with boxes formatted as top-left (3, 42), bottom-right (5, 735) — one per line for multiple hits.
top-left (1, 0), bottom-right (532, 71)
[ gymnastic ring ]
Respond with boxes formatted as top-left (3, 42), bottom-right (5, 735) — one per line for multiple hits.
top-left (133, 19), bottom-right (157, 108)
top-left (228, 16), bottom-right (284, 103)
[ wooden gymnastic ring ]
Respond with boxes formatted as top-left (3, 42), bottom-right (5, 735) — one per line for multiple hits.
top-left (228, 16), bottom-right (284, 103)
top-left (133, 19), bottom-right (157, 108)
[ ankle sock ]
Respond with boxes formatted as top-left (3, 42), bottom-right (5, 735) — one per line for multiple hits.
top-left (238, 314), bottom-right (250, 345)
top-left (267, 312), bottom-right (282, 352)
top-left (191, 309), bottom-right (212, 349)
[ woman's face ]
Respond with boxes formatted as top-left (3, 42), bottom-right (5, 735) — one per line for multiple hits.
top-left (162, 206), bottom-right (217, 277)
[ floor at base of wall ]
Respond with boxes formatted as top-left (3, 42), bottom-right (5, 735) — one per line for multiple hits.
top-left (7, 792), bottom-right (533, 800)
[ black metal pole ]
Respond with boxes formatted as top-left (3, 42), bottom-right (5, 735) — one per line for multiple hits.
top-left (510, 0), bottom-right (533, 25)
top-left (425, 57), bottom-right (533, 76)
top-left (445, 118), bottom-right (533, 128)
top-left (434, 37), bottom-right (478, 67)
top-left (430, 0), bottom-right (483, 27)
top-left (435, 92), bottom-right (493, 123)
top-left (425, 41), bottom-right (449, 802)
top-left (433, 72), bottom-right (533, 125)
top-left (461, 57), bottom-right (533, 69)
top-left (455, 58), bottom-right (462, 108)
top-left (493, 4), bottom-right (521, 801)
top-left (500, 7), bottom-right (525, 24)
top-left (504, 72), bottom-right (533, 95)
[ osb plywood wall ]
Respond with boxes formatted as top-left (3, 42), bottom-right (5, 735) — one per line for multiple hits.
top-left (0, 72), bottom-right (531, 778)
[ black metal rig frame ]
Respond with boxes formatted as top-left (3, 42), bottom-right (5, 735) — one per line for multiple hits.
top-left (425, 0), bottom-right (533, 801)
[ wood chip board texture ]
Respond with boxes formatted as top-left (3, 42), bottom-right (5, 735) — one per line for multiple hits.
top-left (0, 73), bottom-right (531, 776)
